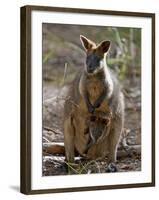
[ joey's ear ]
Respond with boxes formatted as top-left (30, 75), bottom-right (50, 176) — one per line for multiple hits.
top-left (80, 35), bottom-right (96, 51)
top-left (98, 40), bottom-right (111, 53)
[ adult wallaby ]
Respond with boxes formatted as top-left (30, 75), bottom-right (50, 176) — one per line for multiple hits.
top-left (63, 35), bottom-right (124, 171)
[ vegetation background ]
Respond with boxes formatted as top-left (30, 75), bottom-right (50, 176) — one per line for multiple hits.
top-left (42, 23), bottom-right (141, 175)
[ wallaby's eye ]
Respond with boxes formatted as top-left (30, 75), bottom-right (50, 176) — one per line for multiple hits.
top-left (86, 55), bottom-right (91, 65)
top-left (90, 115), bottom-right (96, 122)
top-left (102, 119), bottom-right (107, 124)
top-left (96, 56), bottom-right (101, 62)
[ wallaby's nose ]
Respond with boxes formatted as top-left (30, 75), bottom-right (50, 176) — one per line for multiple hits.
top-left (86, 60), bottom-right (95, 73)
top-left (87, 66), bottom-right (94, 73)
top-left (86, 62), bottom-right (92, 72)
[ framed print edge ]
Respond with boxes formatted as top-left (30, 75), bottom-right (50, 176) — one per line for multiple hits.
top-left (24, 4), bottom-right (155, 17)
top-left (20, 5), bottom-right (155, 195)
top-left (151, 13), bottom-right (155, 187)
top-left (20, 6), bottom-right (32, 194)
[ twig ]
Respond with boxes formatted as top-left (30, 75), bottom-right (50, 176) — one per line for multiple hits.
top-left (64, 161), bottom-right (79, 174)
top-left (87, 169), bottom-right (92, 174)
top-left (95, 161), bottom-right (101, 173)
top-left (60, 63), bottom-right (68, 87)
top-left (43, 126), bottom-right (62, 135)
top-left (43, 136), bottom-right (50, 143)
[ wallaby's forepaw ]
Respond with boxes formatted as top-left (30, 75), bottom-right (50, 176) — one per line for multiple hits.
top-left (106, 163), bottom-right (118, 173)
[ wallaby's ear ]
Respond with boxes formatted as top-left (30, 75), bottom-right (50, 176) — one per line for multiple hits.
top-left (98, 40), bottom-right (111, 53)
top-left (80, 35), bottom-right (95, 51)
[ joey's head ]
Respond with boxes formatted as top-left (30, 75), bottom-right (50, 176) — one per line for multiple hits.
top-left (80, 35), bottom-right (110, 75)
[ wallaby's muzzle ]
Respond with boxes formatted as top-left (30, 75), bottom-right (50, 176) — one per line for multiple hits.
top-left (86, 54), bottom-right (101, 74)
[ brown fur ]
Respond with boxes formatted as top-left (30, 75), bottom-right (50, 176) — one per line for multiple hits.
top-left (84, 111), bottom-right (112, 154)
top-left (63, 36), bottom-right (124, 163)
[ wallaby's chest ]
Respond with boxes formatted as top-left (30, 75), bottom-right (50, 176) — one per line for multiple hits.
top-left (86, 79), bottom-right (104, 101)
top-left (78, 73), bottom-right (110, 113)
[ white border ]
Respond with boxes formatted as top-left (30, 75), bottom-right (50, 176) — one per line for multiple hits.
top-left (31, 10), bottom-right (152, 190)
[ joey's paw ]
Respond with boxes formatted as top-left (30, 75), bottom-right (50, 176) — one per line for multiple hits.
top-left (94, 102), bottom-right (101, 109)
top-left (106, 163), bottom-right (118, 173)
top-left (88, 105), bottom-right (95, 113)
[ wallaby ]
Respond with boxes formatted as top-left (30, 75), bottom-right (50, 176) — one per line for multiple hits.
top-left (84, 111), bottom-right (112, 154)
top-left (63, 35), bottom-right (124, 172)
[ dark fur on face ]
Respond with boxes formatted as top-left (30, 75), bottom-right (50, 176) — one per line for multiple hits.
top-left (80, 35), bottom-right (110, 74)
top-left (86, 53), bottom-right (101, 73)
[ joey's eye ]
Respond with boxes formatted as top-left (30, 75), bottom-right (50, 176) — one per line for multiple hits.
top-left (90, 115), bottom-right (96, 122)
